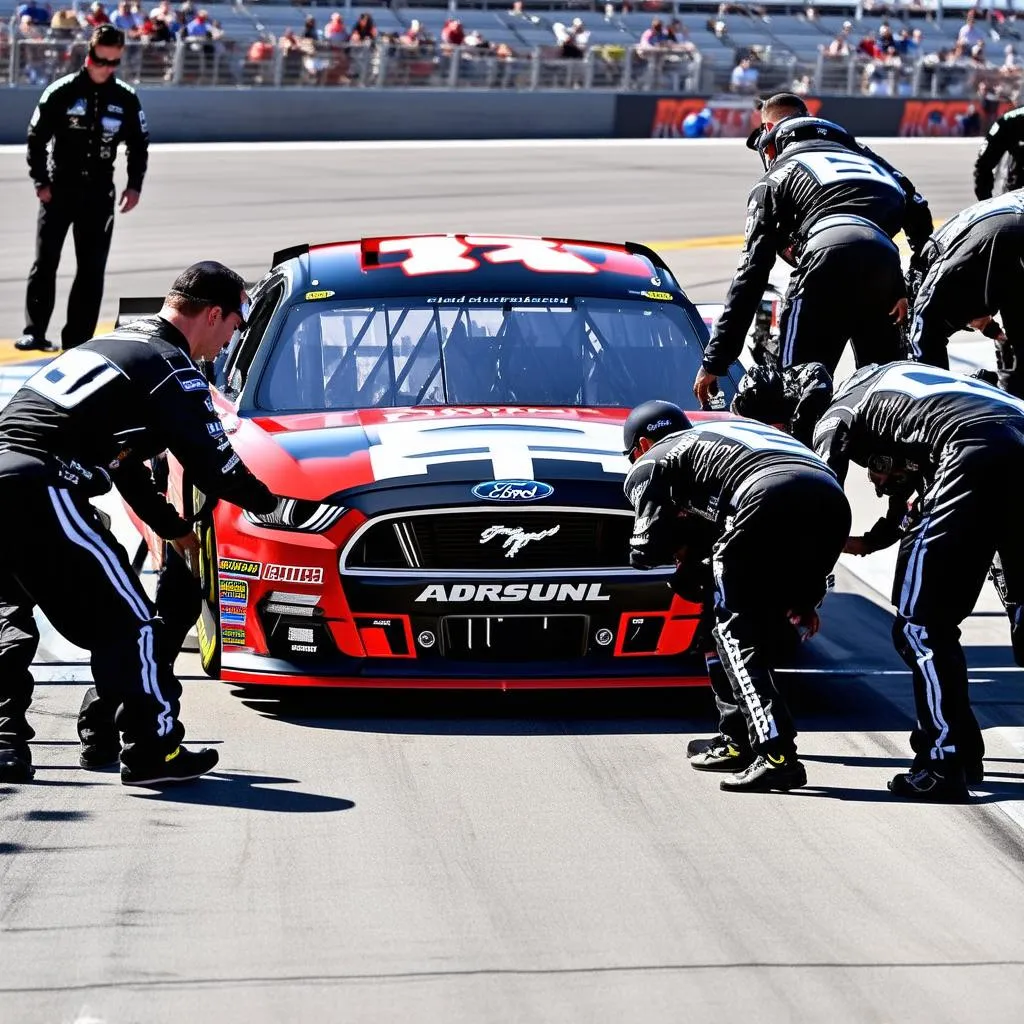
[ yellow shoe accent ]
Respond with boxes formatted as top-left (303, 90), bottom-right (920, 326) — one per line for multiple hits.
top-left (164, 746), bottom-right (181, 763)
top-left (766, 753), bottom-right (787, 766)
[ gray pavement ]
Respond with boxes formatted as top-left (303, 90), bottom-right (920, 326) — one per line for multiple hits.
top-left (2, 139), bottom-right (1023, 1024)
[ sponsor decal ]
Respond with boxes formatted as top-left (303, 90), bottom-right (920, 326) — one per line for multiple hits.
top-left (479, 524), bottom-right (560, 559)
top-left (222, 453), bottom-right (240, 473)
top-left (107, 104), bottom-right (123, 114)
top-left (898, 99), bottom-right (1012, 138)
top-left (415, 583), bottom-right (611, 603)
top-left (646, 96), bottom-right (822, 139)
top-left (305, 289), bottom-right (336, 300)
top-left (204, 396), bottom-right (215, 412)
top-left (207, 421), bottom-right (225, 437)
top-left (66, 99), bottom-right (87, 117)
top-left (428, 295), bottom-right (571, 305)
top-left (263, 564), bottom-right (324, 585)
top-left (471, 479), bottom-right (554, 502)
top-left (222, 627), bottom-right (247, 646)
top-left (219, 557), bottom-right (261, 578)
top-left (179, 375), bottom-right (208, 392)
top-left (642, 290), bottom-right (672, 301)
top-left (219, 578), bottom-right (248, 603)
top-left (100, 116), bottom-right (121, 136)
top-left (220, 609), bottom-right (247, 625)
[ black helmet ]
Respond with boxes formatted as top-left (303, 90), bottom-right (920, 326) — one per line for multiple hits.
top-left (747, 115), bottom-right (856, 170)
top-left (622, 399), bottom-right (691, 459)
top-left (786, 361), bottom-right (834, 446)
top-left (731, 364), bottom-right (789, 425)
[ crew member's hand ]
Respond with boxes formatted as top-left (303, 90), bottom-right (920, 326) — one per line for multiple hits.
top-left (693, 367), bottom-right (718, 409)
top-left (119, 188), bottom-right (141, 213)
top-left (890, 297), bottom-right (908, 324)
top-left (170, 532), bottom-right (201, 577)
top-left (787, 608), bottom-right (820, 640)
top-left (36, 186), bottom-right (52, 204)
top-left (843, 535), bottom-right (872, 556)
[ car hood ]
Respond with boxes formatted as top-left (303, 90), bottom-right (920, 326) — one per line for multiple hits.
top-left (226, 404), bottom-right (732, 503)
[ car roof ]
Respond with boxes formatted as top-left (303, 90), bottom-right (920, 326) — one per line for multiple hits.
top-left (269, 233), bottom-right (686, 304)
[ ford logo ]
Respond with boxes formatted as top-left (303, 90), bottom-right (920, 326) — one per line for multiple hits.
top-left (471, 479), bottom-right (554, 502)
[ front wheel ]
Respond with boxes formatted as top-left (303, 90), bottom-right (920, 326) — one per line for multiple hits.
top-left (195, 511), bottom-right (222, 679)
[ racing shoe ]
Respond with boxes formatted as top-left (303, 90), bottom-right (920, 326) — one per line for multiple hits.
top-left (690, 740), bottom-right (756, 773)
top-left (14, 334), bottom-right (58, 352)
top-left (79, 741), bottom-right (121, 771)
top-left (967, 760), bottom-right (984, 785)
top-left (121, 745), bottom-right (219, 787)
top-left (887, 765), bottom-right (969, 803)
top-left (687, 735), bottom-right (727, 758)
top-left (719, 752), bottom-right (807, 793)
top-left (0, 748), bottom-right (35, 782)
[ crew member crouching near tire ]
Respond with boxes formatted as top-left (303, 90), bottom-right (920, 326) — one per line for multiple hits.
top-left (622, 399), bottom-right (850, 793)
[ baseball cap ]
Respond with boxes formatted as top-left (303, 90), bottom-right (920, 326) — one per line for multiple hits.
top-left (622, 399), bottom-right (692, 456)
top-left (167, 260), bottom-right (249, 326)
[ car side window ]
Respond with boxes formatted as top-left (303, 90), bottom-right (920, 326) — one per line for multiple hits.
top-left (220, 279), bottom-right (285, 397)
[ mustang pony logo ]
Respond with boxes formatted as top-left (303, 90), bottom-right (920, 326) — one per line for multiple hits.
top-left (479, 524), bottom-right (560, 558)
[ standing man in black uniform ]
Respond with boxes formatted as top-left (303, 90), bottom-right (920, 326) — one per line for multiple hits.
top-left (693, 93), bottom-right (934, 408)
top-left (908, 191), bottom-right (1024, 397)
top-left (17, 24), bottom-right (149, 353)
top-left (812, 362), bottom-right (1024, 800)
top-left (622, 399), bottom-right (851, 792)
top-left (974, 104), bottom-right (1024, 201)
top-left (0, 261), bottom-right (277, 786)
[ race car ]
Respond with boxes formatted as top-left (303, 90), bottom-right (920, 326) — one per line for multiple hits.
top-left (126, 234), bottom-right (744, 690)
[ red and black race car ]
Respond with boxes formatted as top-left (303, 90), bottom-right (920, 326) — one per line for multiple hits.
top-left (130, 234), bottom-right (743, 690)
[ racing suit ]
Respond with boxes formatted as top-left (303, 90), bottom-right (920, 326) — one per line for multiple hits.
top-left (0, 316), bottom-right (275, 770)
top-left (703, 134), bottom-right (933, 378)
top-left (974, 105), bottom-right (1024, 201)
top-left (909, 192), bottom-right (1024, 397)
top-left (24, 70), bottom-right (149, 348)
top-left (624, 421), bottom-right (850, 758)
top-left (812, 361), bottom-right (1024, 775)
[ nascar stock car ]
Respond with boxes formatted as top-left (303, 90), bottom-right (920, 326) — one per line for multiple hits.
top-left (125, 234), bottom-right (746, 690)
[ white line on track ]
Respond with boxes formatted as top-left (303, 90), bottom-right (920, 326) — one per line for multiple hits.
top-left (0, 137), bottom-right (985, 156)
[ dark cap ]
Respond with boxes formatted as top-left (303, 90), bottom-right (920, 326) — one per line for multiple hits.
top-left (623, 399), bottom-right (691, 456)
top-left (167, 261), bottom-right (248, 326)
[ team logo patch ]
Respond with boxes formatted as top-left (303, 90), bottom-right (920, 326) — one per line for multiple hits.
top-left (179, 375), bottom-right (208, 392)
top-left (219, 558), bottom-right (261, 578)
top-left (66, 99), bottom-right (87, 116)
top-left (263, 564), bottom-right (324, 585)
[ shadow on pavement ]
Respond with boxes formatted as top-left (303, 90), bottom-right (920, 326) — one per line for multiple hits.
top-left (127, 770), bottom-right (355, 814)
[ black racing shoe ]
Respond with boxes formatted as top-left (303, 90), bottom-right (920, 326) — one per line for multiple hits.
top-left (719, 752), bottom-right (807, 793)
top-left (14, 334), bottom-right (58, 352)
top-left (0, 749), bottom-right (35, 782)
top-left (690, 741), bottom-right (756, 773)
top-left (887, 766), bottom-right (969, 802)
top-left (79, 743), bottom-right (121, 771)
top-left (686, 735), bottom-right (727, 758)
top-left (967, 760), bottom-right (984, 785)
top-left (121, 745), bottom-right (219, 787)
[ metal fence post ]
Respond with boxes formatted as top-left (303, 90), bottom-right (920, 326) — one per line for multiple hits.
top-left (448, 45), bottom-right (460, 87)
top-left (530, 46), bottom-right (540, 90)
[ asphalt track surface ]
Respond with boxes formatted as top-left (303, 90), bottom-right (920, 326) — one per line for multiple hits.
top-left (3, 139), bottom-right (1024, 1024)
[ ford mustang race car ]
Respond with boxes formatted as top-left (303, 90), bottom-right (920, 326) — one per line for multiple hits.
top-left (127, 234), bottom-right (743, 690)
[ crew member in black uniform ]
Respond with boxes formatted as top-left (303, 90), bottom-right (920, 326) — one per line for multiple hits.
top-left (974, 104), bottom-right (1024, 201)
top-left (17, 24), bottom-right (149, 353)
top-left (812, 361), bottom-right (1024, 800)
top-left (908, 191), bottom-right (1024, 397)
top-left (622, 399), bottom-right (851, 792)
top-left (693, 92), bottom-right (934, 408)
top-left (0, 261), bottom-right (277, 786)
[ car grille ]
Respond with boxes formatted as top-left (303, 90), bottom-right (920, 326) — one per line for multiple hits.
top-left (344, 509), bottom-right (634, 571)
top-left (440, 615), bottom-right (588, 661)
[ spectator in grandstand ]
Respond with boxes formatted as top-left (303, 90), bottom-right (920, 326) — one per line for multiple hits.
top-left (350, 12), bottom-right (377, 43)
top-left (1001, 43), bottom-right (1019, 71)
top-left (553, 17), bottom-right (589, 58)
top-left (730, 56), bottom-right (759, 94)
top-left (86, 1), bottom-right (110, 26)
top-left (824, 34), bottom-right (850, 57)
top-left (958, 10), bottom-right (987, 51)
top-left (16, 1), bottom-right (51, 26)
top-left (639, 18), bottom-right (669, 50)
top-left (441, 17), bottom-right (465, 47)
top-left (112, 0), bottom-right (140, 36)
top-left (323, 12), bottom-right (346, 42)
top-left (185, 8), bottom-right (210, 37)
top-left (148, 0), bottom-right (180, 36)
top-left (49, 7), bottom-right (83, 38)
top-left (399, 19), bottom-right (430, 48)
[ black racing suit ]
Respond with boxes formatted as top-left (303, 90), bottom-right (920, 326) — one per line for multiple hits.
top-left (624, 421), bottom-right (850, 758)
top-left (909, 192), bottom-right (1024, 397)
top-left (813, 361), bottom-right (1024, 772)
top-left (0, 316), bottom-right (275, 769)
top-left (974, 105), bottom-right (1024, 201)
top-left (24, 69), bottom-right (149, 348)
top-left (704, 133), bottom-right (933, 378)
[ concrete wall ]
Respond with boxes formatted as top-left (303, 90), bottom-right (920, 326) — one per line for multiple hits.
top-left (0, 87), bottom-right (618, 144)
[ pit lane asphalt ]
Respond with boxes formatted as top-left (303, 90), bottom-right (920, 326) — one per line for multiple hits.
top-left (2, 140), bottom-right (1024, 1024)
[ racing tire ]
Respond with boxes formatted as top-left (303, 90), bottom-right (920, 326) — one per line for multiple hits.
top-left (195, 506), bottom-right (222, 679)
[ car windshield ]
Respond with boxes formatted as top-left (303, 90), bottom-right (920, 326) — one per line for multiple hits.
top-left (255, 296), bottom-right (715, 412)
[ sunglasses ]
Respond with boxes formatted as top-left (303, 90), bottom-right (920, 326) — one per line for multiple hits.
top-left (90, 54), bottom-right (121, 67)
